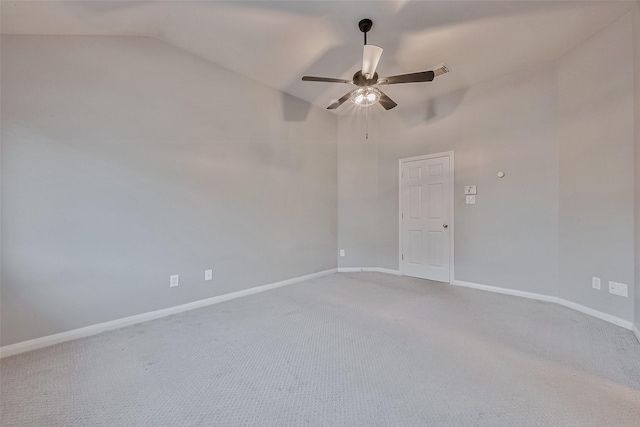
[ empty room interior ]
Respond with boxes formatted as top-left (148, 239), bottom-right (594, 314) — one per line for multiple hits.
top-left (1, 0), bottom-right (640, 425)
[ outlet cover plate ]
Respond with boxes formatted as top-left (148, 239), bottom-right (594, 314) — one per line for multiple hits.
top-left (608, 281), bottom-right (628, 297)
top-left (170, 275), bottom-right (179, 287)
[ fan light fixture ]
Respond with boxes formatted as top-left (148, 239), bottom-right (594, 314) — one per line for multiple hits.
top-left (351, 87), bottom-right (381, 107)
top-left (301, 18), bottom-right (450, 111)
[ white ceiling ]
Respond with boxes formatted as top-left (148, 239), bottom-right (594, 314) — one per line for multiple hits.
top-left (1, 1), bottom-right (634, 113)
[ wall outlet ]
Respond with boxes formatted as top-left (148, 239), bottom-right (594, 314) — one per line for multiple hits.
top-left (170, 275), bottom-right (179, 287)
top-left (464, 185), bottom-right (477, 195)
top-left (592, 276), bottom-right (601, 290)
top-left (205, 269), bottom-right (213, 281)
top-left (340, 249), bottom-right (345, 257)
top-left (608, 281), bottom-right (628, 297)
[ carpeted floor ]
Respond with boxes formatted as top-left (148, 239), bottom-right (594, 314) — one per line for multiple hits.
top-left (1, 272), bottom-right (639, 426)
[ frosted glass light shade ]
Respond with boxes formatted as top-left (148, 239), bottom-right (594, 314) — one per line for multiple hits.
top-left (350, 87), bottom-right (381, 107)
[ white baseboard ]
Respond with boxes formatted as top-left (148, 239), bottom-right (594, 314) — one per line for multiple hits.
top-left (338, 267), bottom-right (402, 276)
top-left (375, 268), bottom-right (402, 276)
top-left (337, 272), bottom-right (634, 333)
top-left (451, 279), bottom-right (633, 330)
top-left (337, 267), bottom-right (369, 273)
top-left (556, 298), bottom-right (632, 330)
top-left (3, 268), bottom-right (634, 358)
top-left (451, 280), bottom-right (557, 304)
top-left (0, 268), bottom-right (337, 359)
top-left (633, 324), bottom-right (640, 344)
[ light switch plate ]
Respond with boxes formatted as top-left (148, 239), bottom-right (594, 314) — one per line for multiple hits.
top-left (592, 277), bottom-right (601, 290)
top-left (205, 269), bottom-right (213, 281)
top-left (464, 185), bottom-right (477, 195)
top-left (466, 195), bottom-right (476, 204)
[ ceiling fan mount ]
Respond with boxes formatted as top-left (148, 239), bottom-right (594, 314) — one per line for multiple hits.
top-left (301, 18), bottom-right (449, 110)
top-left (358, 18), bottom-right (373, 34)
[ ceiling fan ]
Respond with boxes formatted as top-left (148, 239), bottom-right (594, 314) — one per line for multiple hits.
top-left (302, 19), bottom-right (449, 111)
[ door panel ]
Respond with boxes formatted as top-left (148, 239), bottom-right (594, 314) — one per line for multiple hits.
top-left (401, 155), bottom-right (451, 282)
top-left (408, 230), bottom-right (422, 264)
top-left (428, 231), bottom-right (442, 267)
top-left (428, 184), bottom-right (442, 218)
top-left (409, 186), bottom-right (422, 218)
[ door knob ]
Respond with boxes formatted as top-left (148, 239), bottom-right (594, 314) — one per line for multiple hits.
top-left (443, 224), bottom-right (448, 228)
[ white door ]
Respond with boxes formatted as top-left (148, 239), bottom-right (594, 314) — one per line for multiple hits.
top-left (400, 154), bottom-right (452, 282)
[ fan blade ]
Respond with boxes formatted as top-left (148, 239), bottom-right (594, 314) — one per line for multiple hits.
top-left (327, 90), bottom-right (356, 110)
top-left (378, 91), bottom-right (398, 110)
top-left (432, 63), bottom-right (450, 77)
top-left (378, 70), bottom-right (435, 85)
top-left (362, 45), bottom-right (383, 79)
top-left (302, 76), bottom-right (352, 84)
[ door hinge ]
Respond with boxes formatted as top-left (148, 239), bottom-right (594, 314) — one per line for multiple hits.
top-left (402, 254), bottom-right (404, 260)
top-left (401, 213), bottom-right (404, 219)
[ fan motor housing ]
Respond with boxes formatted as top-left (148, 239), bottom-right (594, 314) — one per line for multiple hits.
top-left (353, 70), bottom-right (378, 87)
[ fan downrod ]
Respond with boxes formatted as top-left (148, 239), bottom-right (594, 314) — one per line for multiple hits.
top-left (359, 18), bottom-right (372, 44)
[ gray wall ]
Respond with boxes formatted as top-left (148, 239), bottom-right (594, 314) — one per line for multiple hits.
top-left (635, 1), bottom-right (640, 331)
top-left (337, 113), bottom-right (382, 269)
top-left (1, 35), bottom-right (338, 346)
top-left (338, 12), bottom-right (636, 322)
top-left (2, 11), bottom-right (638, 347)
top-left (339, 64), bottom-right (560, 297)
top-left (557, 14), bottom-right (635, 322)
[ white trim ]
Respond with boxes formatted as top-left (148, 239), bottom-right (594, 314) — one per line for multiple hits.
top-left (557, 299), bottom-right (632, 330)
top-left (451, 280), bottom-right (557, 303)
top-left (399, 152), bottom-right (454, 283)
top-left (4, 268), bottom-right (634, 358)
top-left (338, 271), bottom-right (634, 332)
top-left (375, 268), bottom-right (402, 276)
top-left (338, 267), bottom-right (402, 276)
top-left (449, 152), bottom-right (455, 282)
top-left (338, 267), bottom-right (371, 273)
top-left (451, 279), bottom-right (633, 330)
top-left (633, 324), bottom-right (640, 344)
top-left (0, 268), bottom-right (337, 358)
top-left (399, 152), bottom-right (455, 163)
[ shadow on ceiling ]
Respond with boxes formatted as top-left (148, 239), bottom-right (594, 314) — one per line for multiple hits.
top-left (397, 87), bottom-right (469, 129)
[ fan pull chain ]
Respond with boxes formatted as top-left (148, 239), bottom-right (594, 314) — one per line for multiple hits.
top-left (365, 105), bottom-right (369, 140)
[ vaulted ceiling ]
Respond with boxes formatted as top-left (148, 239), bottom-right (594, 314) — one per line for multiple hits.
top-left (1, 1), bottom-right (634, 112)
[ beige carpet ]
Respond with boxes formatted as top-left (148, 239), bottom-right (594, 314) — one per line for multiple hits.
top-left (2, 272), bottom-right (639, 426)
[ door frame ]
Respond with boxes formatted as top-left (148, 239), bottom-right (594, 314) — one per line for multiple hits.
top-left (398, 151), bottom-right (455, 283)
